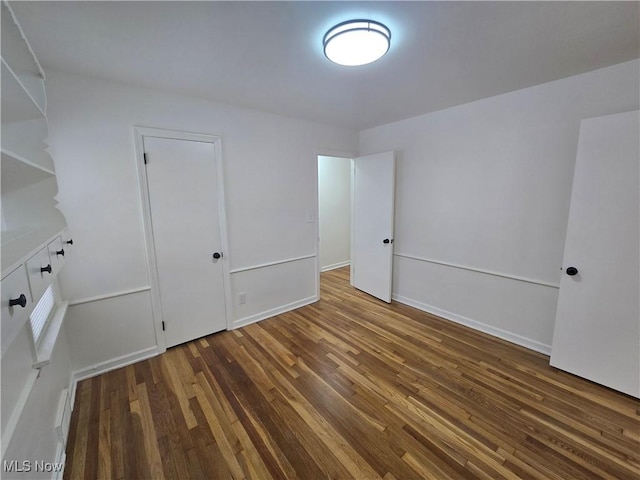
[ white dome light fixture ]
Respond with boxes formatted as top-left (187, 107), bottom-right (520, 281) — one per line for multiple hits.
top-left (323, 20), bottom-right (391, 66)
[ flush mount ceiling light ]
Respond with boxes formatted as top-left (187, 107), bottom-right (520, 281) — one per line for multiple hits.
top-left (323, 19), bottom-right (391, 66)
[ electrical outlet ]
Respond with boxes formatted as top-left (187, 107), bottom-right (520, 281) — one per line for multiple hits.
top-left (239, 292), bottom-right (246, 305)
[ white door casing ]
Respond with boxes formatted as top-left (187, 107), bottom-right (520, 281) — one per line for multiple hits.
top-left (550, 110), bottom-right (639, 398)
top-left (353, 151), bottom-right (396, 302)
top-left (134, 128), bottom-right (231, 349)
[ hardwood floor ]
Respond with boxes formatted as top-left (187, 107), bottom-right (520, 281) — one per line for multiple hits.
top-left (64, 267), bottom-right (640, 479)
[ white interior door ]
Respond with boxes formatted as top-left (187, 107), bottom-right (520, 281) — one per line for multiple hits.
top-left (143, 135), bottom-right (227, 348)
top-left (551, 110), bottom-right (639, 398)
top-left (353, 151), bottom-right (395, 302)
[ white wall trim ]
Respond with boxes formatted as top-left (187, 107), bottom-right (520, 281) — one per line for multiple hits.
top-left (229, 254), bottom-right (316, 274)
top-left (1, 369), bottom-right (39, 459)
top-left (320, 261), bottom-right (350, 272)
top-left (392, 293), bottom-right (552, 356)
top-left (350, 159), bottom-right (356, 286)
top-left (314, 148), bottom-right (357, 160)
top-left (394, 252), bottom-right (560, 289)
top-left (231, 295), bottom-right (317, 330)
top-left (69, 346), bottom-right (159, 390)
top-left (68, 286), bottom-right (151, 307)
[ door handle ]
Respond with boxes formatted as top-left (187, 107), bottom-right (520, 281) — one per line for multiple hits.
top-left (40, 264), bottom-right (52, 274)
top-left (9, 294), bottom-right (27, 308)
top-left (212, 252), bottom-right (222, 259)
top-left (383, 239), bottom-right (393, 244)
top-left (565, 267), bottom-right (578, 276)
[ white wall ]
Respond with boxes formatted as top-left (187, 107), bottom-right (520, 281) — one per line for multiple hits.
top-left (46, 70), bottom-right (357, 372)
top-left (318, 156), bottom-right (351, 271)
top-left (40, 60), bottom-right (639, 374)
top-left (359, 60), bottom-right (640, 353)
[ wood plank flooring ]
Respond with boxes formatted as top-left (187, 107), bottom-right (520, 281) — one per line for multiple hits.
top-left (64, 267), bottom-right (640, 479)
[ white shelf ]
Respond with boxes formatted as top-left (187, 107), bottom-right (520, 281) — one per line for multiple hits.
top-left (1, 1), bottom-right (46, 113)
top-left (1, 59), bottom-right (45, 123)
top-left (1, 0), bottom-right (67, 280)
top-left (0, 3), bottom-right (71, 465)
top-left (1, 117), bottom-right (55, 172)
top-left (2, 150), bottom-right (55, 194)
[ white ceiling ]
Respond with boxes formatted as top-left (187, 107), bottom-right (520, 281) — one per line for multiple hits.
top-left (10, 1), bottom-right (640, 130)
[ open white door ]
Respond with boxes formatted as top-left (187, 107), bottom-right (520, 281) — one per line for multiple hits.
top-left (551, 110), bottom-right (639, 398)
top-left (353, 151), bottom-right (395, 302)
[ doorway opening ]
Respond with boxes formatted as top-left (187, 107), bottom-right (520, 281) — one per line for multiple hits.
top-left (316, 150), bottom-right (395, 303)
top-left (317, 154), bottom-right (354, 294)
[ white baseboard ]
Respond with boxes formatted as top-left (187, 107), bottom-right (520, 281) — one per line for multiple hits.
top-left (392, 294), bottom-right (552, 356)
top-left (54, 389), bottom-right (71, 448)
top-left (67, 377), bottom-right (77, 415)
top-left (232, 295), bottom-right (318, 330)
top-left (320, 261), bottom-right (350, 272)
top-left (68, 346), bottom-right (160, 410)
top-left (52, 443), bottom-right (66, 480)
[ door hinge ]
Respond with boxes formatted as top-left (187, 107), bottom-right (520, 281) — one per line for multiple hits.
top-left (143, 153), bottom-right (148, 165)
top-left (162, 321), bottom-right (165, 331)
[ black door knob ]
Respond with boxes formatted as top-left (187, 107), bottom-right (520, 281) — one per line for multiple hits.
top-left (56, 248), bottom-right (65, 257)
top-left (9, 294), bottom-right (27, 308)
top-left (383, 239), bottom-right (390, 244)
top-left (65, 239), bottom-right (73, 245)
top-left (212, 252), bottom-right (222, 259)
top-left (566, 267), bottom-right (578, 276)
top-left (41, 264), bottom-right (52, 274)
